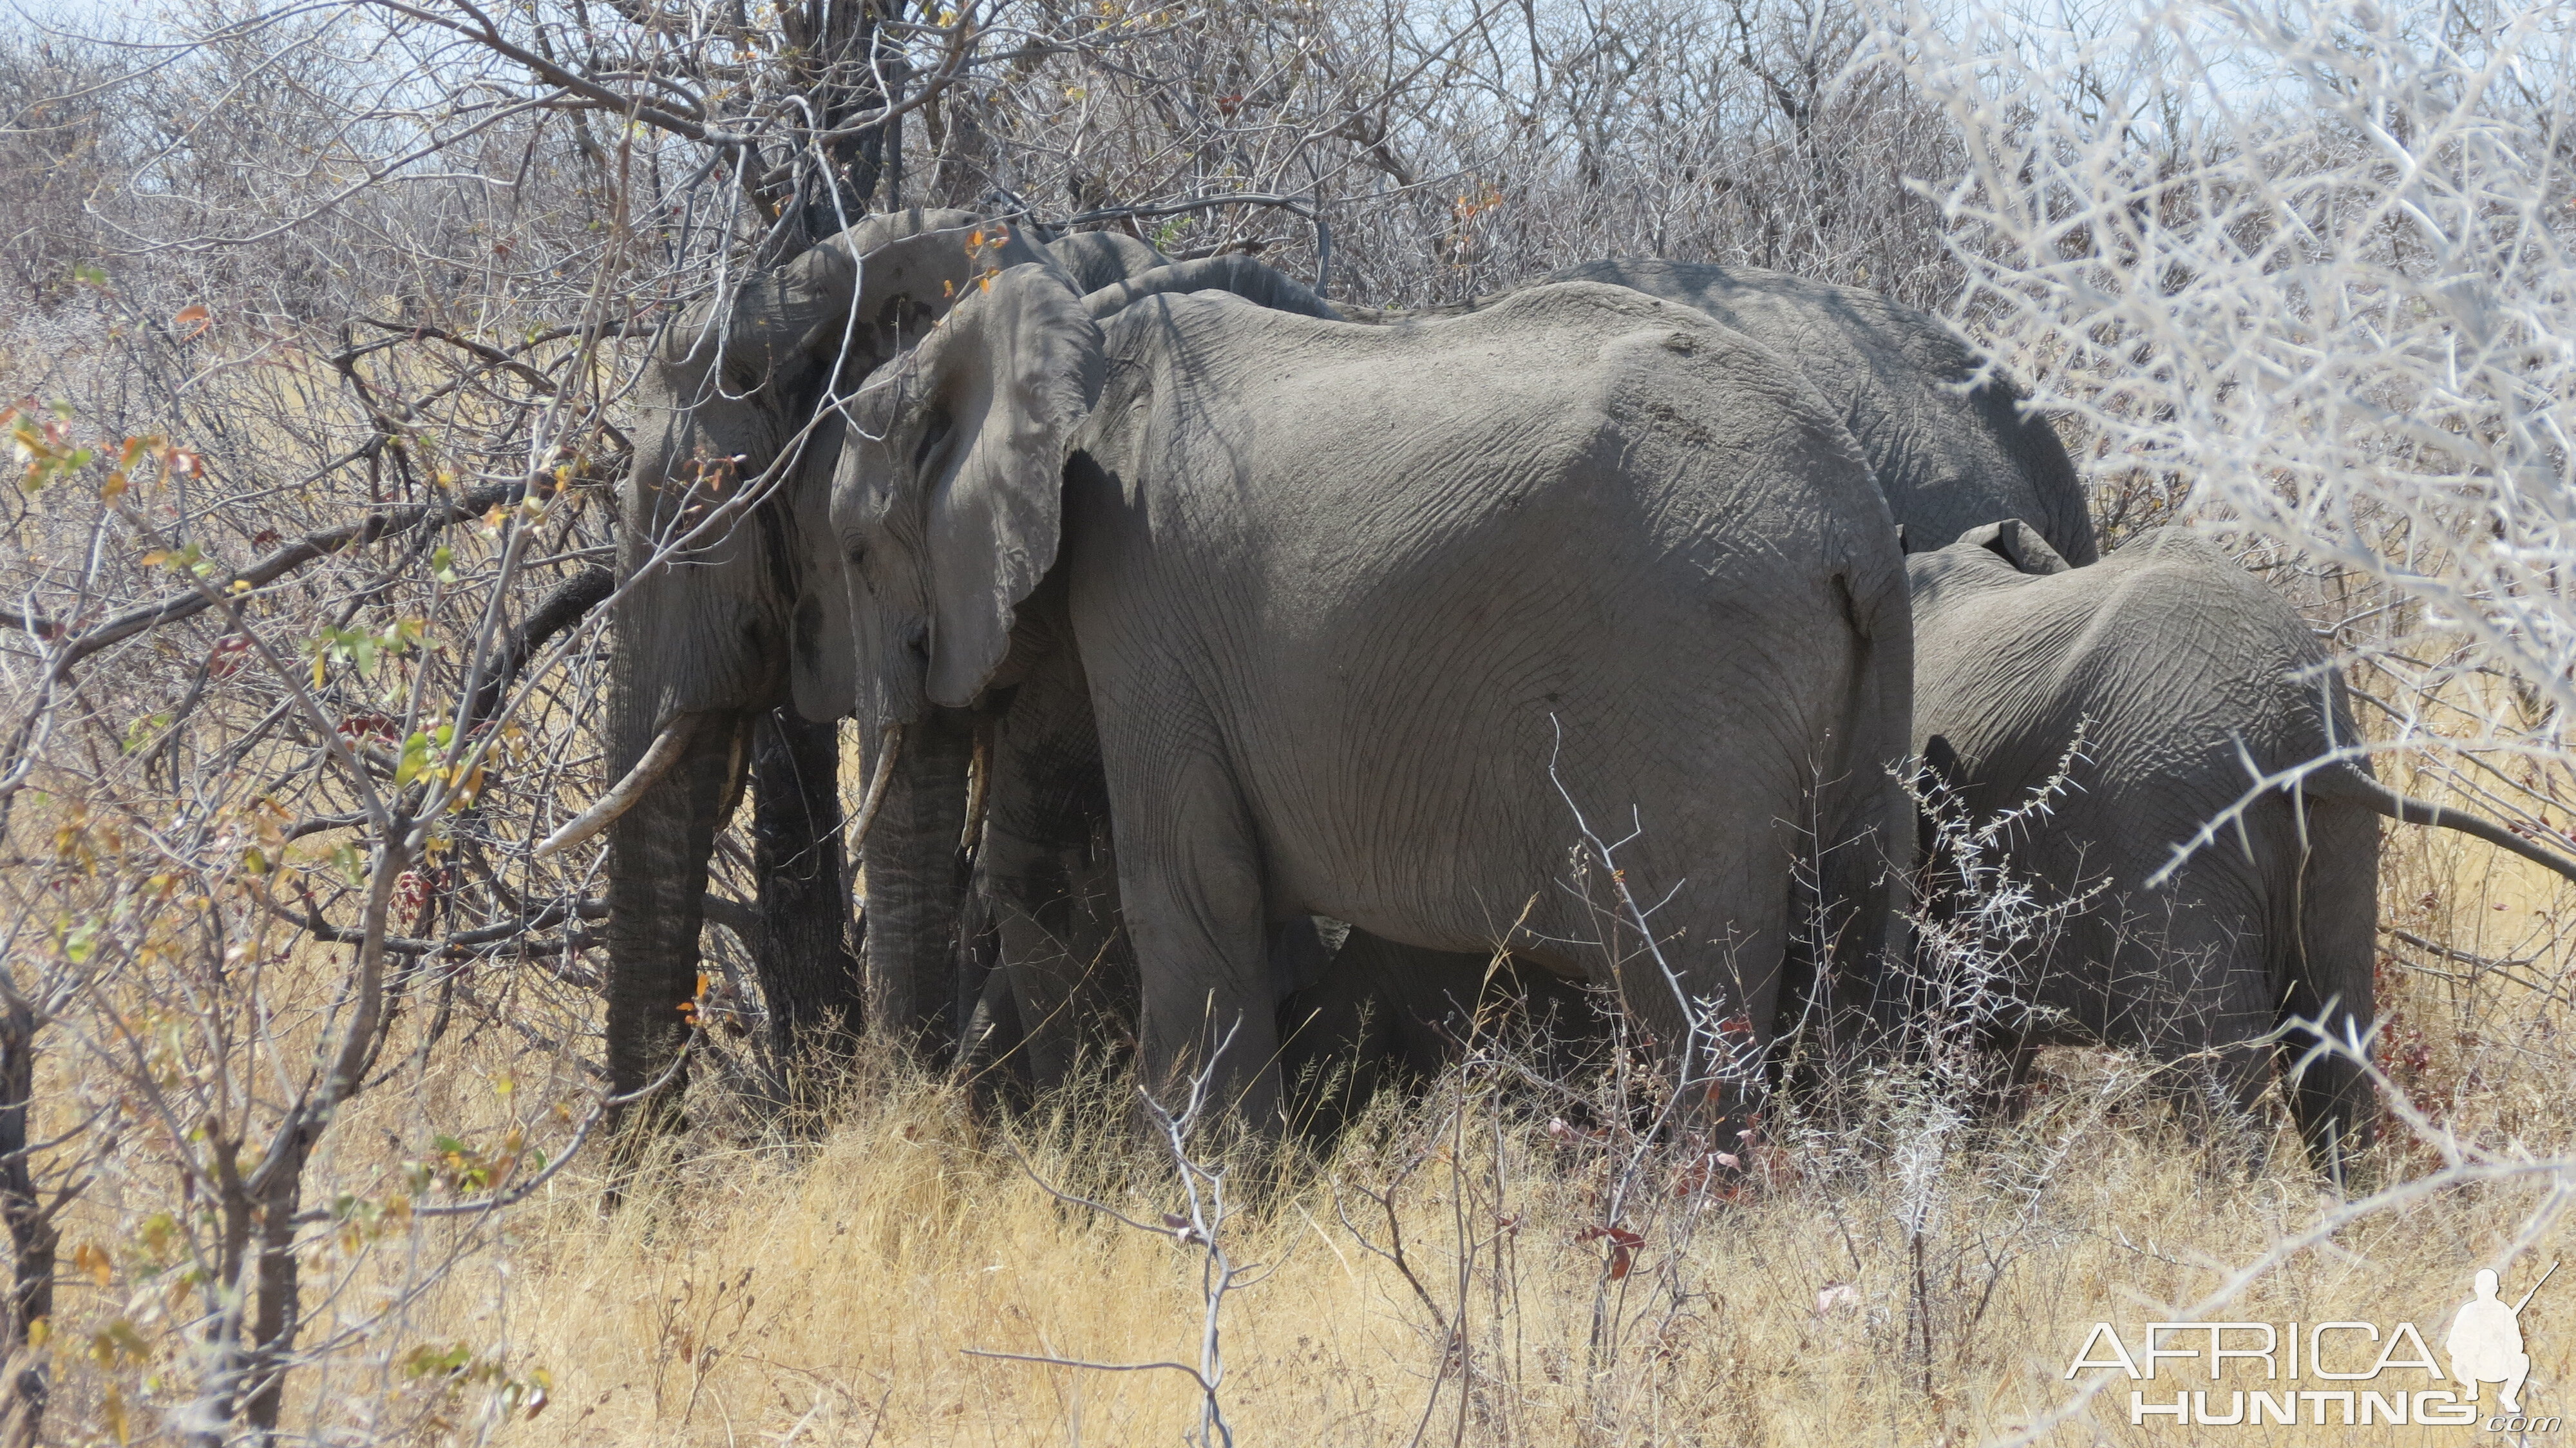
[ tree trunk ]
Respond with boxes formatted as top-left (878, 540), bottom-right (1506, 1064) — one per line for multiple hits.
top-left (238, 1132), bottom-right (310, 1438)
top-left (0, 996), bottom-right (53, 1448)
top-left (749, 709), bottom-right (863, 1073)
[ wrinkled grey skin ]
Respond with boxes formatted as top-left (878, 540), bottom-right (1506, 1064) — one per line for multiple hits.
top-left (819, 264), bottom-right (1913, 1131)
top-left (1048, 230), bottom-right (1170, 292)
top-left (1908, 523), bottom-right (2576, 1163)
top-left (608, 208), bottom-right (1052, 1114)
top-left (1359, 260), bottom-right (2096, 566)
top-left (938, 256), bottom-right (1384, 1099)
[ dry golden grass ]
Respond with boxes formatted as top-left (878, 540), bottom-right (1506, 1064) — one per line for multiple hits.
top-left (272, 800), bottom-right (2563, 1448)
top-left (24, 704), bottom-right (2576, 1448)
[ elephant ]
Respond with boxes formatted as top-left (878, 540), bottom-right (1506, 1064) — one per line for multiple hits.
top-left (1274, 932), bottom-right (1604, 1135)
top-left (810, 262), bottom-right (1914, 1133)
top-left (551, 207), bottom-right (1059, 1125)
top-left (1355, 259), bottom-right (2097, 567)
top-left (1047, 229), bottom-right (1170, 292)
top-left (933, 252), bottom-right (1430, 1103)
top-left (1906, 521), bottom-right (2576, 1163)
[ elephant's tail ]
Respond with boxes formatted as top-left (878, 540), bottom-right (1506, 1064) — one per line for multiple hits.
top-left (1795, 537), bottom-right (1917, 1046)
top-left (2309, 766), bottom-right (2576, 886)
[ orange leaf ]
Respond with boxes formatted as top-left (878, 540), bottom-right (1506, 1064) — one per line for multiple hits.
top-left (173, 304), bottom-right (211, 340)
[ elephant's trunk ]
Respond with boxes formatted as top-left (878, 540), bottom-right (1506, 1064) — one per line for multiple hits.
top-left (602, 706), bottom-right (744, 1137)
top-left (859, 707), bottom-right (976, 1054)
top-left (2314, 766), bottom-right (2576, 886)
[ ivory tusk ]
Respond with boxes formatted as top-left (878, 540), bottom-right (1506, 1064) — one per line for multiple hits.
top-left (533, 714), bottom-right (703, 859)
top-left (959, 720), bottom-right (991, 852)
top-left (847, 723), bottom-right (905, 852)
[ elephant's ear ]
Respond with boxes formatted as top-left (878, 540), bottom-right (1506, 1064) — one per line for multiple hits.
top-left (901, 263), bottom-right (1106, 706)
top-left (1962, 518), bottom-right (2072, 576)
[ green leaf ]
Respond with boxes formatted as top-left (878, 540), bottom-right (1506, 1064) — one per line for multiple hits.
top-left (121, 712), bottom-right (170, 754)
top-left (402, 1341), bottom-right (474, 1378)
top-left (394, 731), bottom-right (432, 786)
top-left (430, 545), bottom-right (458, 585)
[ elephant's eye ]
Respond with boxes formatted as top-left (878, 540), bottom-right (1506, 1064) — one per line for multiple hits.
top-left (844, 538), bottom-right (869, 567)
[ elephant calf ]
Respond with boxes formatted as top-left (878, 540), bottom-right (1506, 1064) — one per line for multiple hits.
top-left (1909, 522), bottom-right (2576, 1162)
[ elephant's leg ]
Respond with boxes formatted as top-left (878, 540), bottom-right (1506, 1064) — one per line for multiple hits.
top-left (1109, 750), bottom-right (1280, 1134)
top-left (2128, 903), bottom-right (2277, 1162)
top-left (2282, 801), bottom-right (2380, 1173)
top-left (1683, 920), bottom-right (1792, 1147)
top-left (1794, 617), bottom-right (1914, 1064)
top-left (983, 639), bottom-right (1124, 1094)
top-left (961, 942), bottom-right (1033, 1114)
top-left (1061, 832), bottom-right (1137, 1058)
top-left (986, 843), bottom-right (1094, 1093)
top-left (1274, 937), bottom-right (1403, 1140)
top-left (748, 709), bottom-right (863, 1074)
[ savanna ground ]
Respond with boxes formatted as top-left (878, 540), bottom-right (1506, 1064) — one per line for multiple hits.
top-left (9, 0), bottom-right (2576, 1442)
top-left (33, 769), bottom-right (2574, 1447)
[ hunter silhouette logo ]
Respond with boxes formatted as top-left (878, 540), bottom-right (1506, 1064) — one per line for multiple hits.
top-left (2451, 1264), bottom-right (2554, 1415)
top-left (2065, 1262), bottom-right (2559, 1430)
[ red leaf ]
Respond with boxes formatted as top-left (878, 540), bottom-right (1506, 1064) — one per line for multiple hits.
top-left (207, 634), bottom-right (252, 678)
top-left (1578, 1224), bottom-right (1646, 1279)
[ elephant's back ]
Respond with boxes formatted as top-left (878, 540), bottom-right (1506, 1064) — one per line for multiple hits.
top-left (1092, 283), bottom-right (1896, 587)
top-left (1075, 287), bottom-right (1902, 940)
top-left (1547, 257), bottom-right (2096, 565)
top-left (1918, 530), bottom-right (2346, 868)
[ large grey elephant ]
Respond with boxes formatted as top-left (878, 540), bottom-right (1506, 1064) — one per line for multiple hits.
top-left (1282, 257), bottom-right (2096, 1116)
top-left (810, 263), bottom-right (1913, 1130)
top-left (1908, 522), bottom-right (2576, 1161)
top-left (551, 207), bottom-right (1059, 1123)
top-left (1360, 259), bottom-right (2097, 566)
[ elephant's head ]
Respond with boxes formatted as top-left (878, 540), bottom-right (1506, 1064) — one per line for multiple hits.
top-left (759, 260), bottom-right (1104, 1045)
top-left (614, 209), bottom-right (1056, 745)
top-left (815, 262), bottom-right (1106, 739)
top-left (1047, 229), bottom-right (1170, 294)
top-left (591, 209), bottom-right (1054, 1103)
